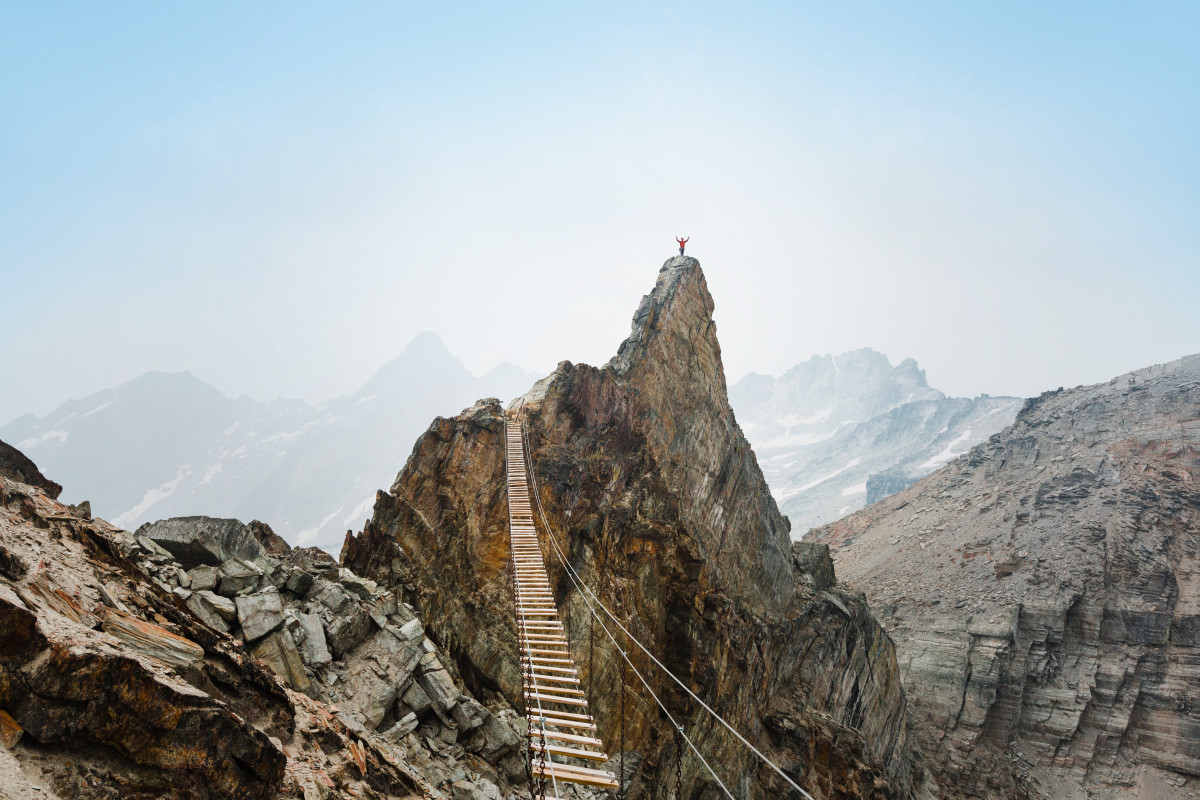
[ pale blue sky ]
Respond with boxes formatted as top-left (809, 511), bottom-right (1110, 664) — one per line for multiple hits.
top-left (3, 1), bottom-right (1198, 425)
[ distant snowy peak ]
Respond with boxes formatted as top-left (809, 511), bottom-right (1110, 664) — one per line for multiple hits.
top-left (730, 349), bottom-right (1019, 538)
top-left (0, 333), bottom-right (544, 553)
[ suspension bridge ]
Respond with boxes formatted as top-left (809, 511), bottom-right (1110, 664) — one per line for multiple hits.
top-left (505, 409), bottom-right (815, 799)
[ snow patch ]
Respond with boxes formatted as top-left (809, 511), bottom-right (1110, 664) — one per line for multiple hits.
top-left (343, 496), bottom-right (375, 527)
top-left (223, 421), bottom-right (240, 437)
top-left (17, 430), bottom-right (68, 449)
top-left (263, 422), bottom-right (317, 444)
top-left (353, 394), bottom-right (379, 406)
top-left (778, 457), bottom-right (863, 500)
top-left (763, 428), bottom-right (839, 449)
top-left (919, 429), bottom-right (974, 470)
top-left (114, 465), bottom-right (192, 528)
top-left (199, 462), bottom-right (224, 486)
top-left (296, 506), bottom-right (345, 546)
top-left (778, 409), bottom-right (832, 428)
top-left (81, 400), bottom-right (114, 417)
top-left (842, 482), bottom-right (867, 497)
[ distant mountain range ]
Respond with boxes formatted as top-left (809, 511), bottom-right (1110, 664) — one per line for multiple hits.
top-left (0, 332), bottom-right (541, 552)
top-left (729, 348), bottom-right (1021, 536)
top-left (3, 339), bottom-right (1020, 551)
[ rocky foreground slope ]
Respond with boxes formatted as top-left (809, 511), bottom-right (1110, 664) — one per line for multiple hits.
top-left (0, 447), bottom-right (559, 799)
top-left (812, 355), bottom-right (1200, 799)
top-left (345, 257), bottom-right (938, 799)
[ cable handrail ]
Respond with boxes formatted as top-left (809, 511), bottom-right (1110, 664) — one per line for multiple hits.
top-left (518, 409), bottom-right (815, 800)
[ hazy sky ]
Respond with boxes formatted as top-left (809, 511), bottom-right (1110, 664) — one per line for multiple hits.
top-left (3, 2), bottom-right (1198, 426)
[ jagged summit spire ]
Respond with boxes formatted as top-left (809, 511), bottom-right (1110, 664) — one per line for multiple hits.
top-left (607, 255), bottom-right (716, 379)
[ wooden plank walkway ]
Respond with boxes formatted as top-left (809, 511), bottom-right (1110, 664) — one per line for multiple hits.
top-left (506, 417), bottom-right (618, 793)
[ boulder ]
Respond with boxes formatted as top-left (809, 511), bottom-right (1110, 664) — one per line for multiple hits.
top-left (0, 438), bottom-right (62, 498)
top-left (189, 565), bottom-right (218, 592)
top-left (451, 695), bottom-right (486, 732)
top-left (401, 681), bottom-right (432, 716)
top-left (235, 589), bottom-right (284, 642)
top-left (186, 592), bottom-right (231, 633)
top-left (250, 629), bottom-right (310, 692)
top-left (398, 617), bottom-right (423, 641)
top-left (294, 611), bottom-right (331, 666)
top-left (467, 712), bottom-right (520, 761)
top-left (307, 579), bottom-right (350, 613)
top-left (194, 589), bottom-right (236, 622)
top-left (136, 516), bottom-right (267, 569)
top-left (416, 653), bottom-right (458, 712)
top-left (337, 568), bottom-right (377, 600)
top-left (451, 779), bottom-right (501, 800)
top-left (218, 558), bottom-right (263, 596)
top-left (382, 712), bottom-right (419, 741)
top-left (284, 568), bottom-right (313, 596)
top-left (325, 606), bottom-right (374, 657)
top-left (248, 520), bottom-right (290, 556)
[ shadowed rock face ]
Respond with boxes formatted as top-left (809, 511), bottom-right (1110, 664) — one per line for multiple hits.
top-left (0, 439), bottom-right (61, 499)
top-left (344, 257), bottom-right (936, 799)
top-left (811, 355), bottom-right (1200, 799)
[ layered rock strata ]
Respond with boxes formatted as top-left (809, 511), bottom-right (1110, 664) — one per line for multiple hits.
top-left (345, 257), bottom-right (937, 799)
top-left (812, 355), bottom-right (1200, 799)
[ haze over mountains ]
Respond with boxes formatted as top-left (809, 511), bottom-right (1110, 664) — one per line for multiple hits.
top-left (0, 332), bottom-right (540, 552)
top-left (2, 338), bottom-right (1025, 552)
top-left (731, 348), bottom-right (1022, 536)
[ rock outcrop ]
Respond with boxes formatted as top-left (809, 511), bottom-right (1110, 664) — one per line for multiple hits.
top-left (345, 256), bottom-right (937, 799)
top-left (0, 437), bottom-right (62, 499)
top-left (0, 448), bottom-right (562, 799)
top-left (811, 355), bottom-right (1200, 799)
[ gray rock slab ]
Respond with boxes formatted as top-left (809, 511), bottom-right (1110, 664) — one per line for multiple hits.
top-left (251, 628), bottom-right (311, 692)
top-left (136, 516), bottom-right (266, 568)
top-left (382, 712), bottom-right (419, 741)
top-left (325, 606), bottom-right (374, 657)
top-left (235, 588), bottom-right (284, 642)
top-left (402, 681), bottom-right (432, 716)
top-left (189, 565), bottom-right (218, 591)
top-left (295, 611), bottom-right (332, 666)
top-left (417, 655), bottom-right (458, 712)
top-left (337, 568), bottom-right (377, 600)
top-left (186, 591), bottom-right (231, 633)
top-left (398, 617), bottom-right (423, 641)
top-left (284, 568), bottom-right (313, 596)
top-left (195, 589), bottom-right (236, 622)
top-left (218, 558), bottom-right (263, 597)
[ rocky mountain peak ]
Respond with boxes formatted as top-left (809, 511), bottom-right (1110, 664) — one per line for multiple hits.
top-left (608, 255), bottom-right (717, 378)
top-left (344, 255), bottom-right (935, 798)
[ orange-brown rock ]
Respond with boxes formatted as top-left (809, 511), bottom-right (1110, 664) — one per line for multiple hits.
top-left (345, 256), bottom-right (937, 799)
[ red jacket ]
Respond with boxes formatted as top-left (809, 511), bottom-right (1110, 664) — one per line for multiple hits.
top-left (676, 237), bottom-right (689, 245)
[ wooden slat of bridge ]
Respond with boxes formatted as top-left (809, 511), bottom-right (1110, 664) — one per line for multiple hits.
top-left (506, 417), bottom-right (618, 792)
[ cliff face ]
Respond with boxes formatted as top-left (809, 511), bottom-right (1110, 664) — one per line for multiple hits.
top-left (811, 355), bottom-right (1200, 799)
top-left (344, 257), bottom-right (936, 799)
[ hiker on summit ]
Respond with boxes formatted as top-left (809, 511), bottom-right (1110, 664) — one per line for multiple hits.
top-left (676, 236), bottom-right (689, 256)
